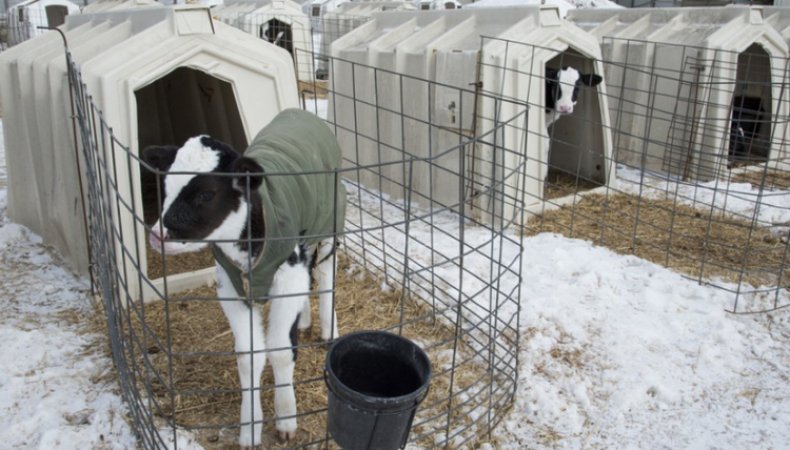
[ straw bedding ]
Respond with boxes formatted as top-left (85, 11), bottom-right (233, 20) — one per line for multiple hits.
top-left (543, 169), bottom-right (603, 200)
top-left (122, 159), bottom-right (787, 450)
top-left (731, 169), bottom-right (790, 191)
top-left (297, 80), bottom-right (329, 100)
top-left (129, 256), bottom-right (495, 449)
top-left (133, 181), bottom-right (787, 449)
top-left (146, 247), bottom-right (215, 280)
top-left (525, 192), bottom-right (790, 289)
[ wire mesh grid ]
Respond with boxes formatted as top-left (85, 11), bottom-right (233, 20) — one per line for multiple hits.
top-left (0, 14), bottom-right (8, 51)
top-left (56, 13), bottom-right (790, 449)
top-left (2, 3), bottom-right (71, 47)
top-left (303, 54), bottom-right (528, 449)
top-left (68, 39), bottom-right (527, 448)
top-left (214, 10), bottom-right (318, 92)
top-left (477, 36), bottom-right (790, 314)
top-left (214, 11), bottom-right (371, 81)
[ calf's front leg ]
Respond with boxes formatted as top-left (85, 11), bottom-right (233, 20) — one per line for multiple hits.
top-left (217, 265), bottom-right (266, 449)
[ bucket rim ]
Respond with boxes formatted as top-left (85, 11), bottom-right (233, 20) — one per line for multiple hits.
top-left (325, 330), bottom-right (432, 410)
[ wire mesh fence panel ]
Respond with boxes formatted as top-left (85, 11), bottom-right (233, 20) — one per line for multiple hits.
top-left (308, 15), bottom-right (371, 80)
top-left (219, 11), bottom-right (317, 82)
top-left (69, 35), bottom-right (527, 449)
top-left (474, 36), bottom-right (613, 213)
top-left (59, 17), bottom-right (790, 450)
top-left (603, 37), bottom-right (790, 313)
top-left (212, 11), bottom-right (371, 81)
top-left (479, 36), bottom-right (790, 313)
top-left (3, 2), bottom-right (76, 47)
top-left (299, 50), bottom-right (529, 448)
top-left (0, 15), bottom-right (8, 51)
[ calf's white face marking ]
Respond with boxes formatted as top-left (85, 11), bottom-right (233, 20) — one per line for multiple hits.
top-left (555, 67), bottom-right (581, 114)
top-left (147, 136), bottom-right (255, 258)
top-left (160, 136), bottom-right (221, 214)
top-left (544, 66), bottom-right (603, 128)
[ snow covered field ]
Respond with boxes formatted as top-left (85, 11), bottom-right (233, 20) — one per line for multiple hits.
top-left (2, 109), bottom-right (789, 450)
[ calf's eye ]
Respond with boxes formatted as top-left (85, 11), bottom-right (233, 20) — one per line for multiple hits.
top-left (196, 191), bottom-right (216, 204)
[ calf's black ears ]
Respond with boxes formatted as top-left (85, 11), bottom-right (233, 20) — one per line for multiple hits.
top-left (231, 156), bottom-right (265, 192)
top-left (142, 145), bottom-right (179, 171)
top-left (581, 74), bottom-right (603, 87)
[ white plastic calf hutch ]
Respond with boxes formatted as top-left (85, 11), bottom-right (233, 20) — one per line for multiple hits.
top-left (314, 2), bottom-right (412, 77)
top-left (765, 7), bottom-right (790, 167)
top-left (0, 17), bottom-right (113, 269)
top-left (567, 7), bottom-right (790, 180)
top-left (6, 0), bottom-right (80, 46)
top-left (764, 5), bottom-right (790, 42)
top-left (236, 0), bottom-right (314, 81)
top-left (0, 6), bottom-right (299, 301)
top-left (209, 1), bottom-right (262, 28)
top-left (80, 0), bottom-right (163, 14)
top-left (330, 6), bottom-right (612, 221)
top-left (764, 6), bottom-right (790, 40)
top-left (430, 0), bottom-right (462, 10)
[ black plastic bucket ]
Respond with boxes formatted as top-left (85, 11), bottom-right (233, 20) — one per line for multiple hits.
top-left (325, 331), bottom-right (432, 450)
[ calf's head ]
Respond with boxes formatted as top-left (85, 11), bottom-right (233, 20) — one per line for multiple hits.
top-left (545, 66), bottom-right (603, 115)
top-left (143, 136), bottom-right (263, 255)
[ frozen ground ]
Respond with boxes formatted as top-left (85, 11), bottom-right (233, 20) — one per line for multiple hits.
top-left (0, 119), bottom-right (137, 449)
top-left (2, 109), bottom-right (790, 450)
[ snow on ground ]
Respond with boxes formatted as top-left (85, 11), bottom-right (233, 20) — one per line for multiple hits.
top-left (488, 233), bottom-right (790, 449)
top-left (344, 181), bottom-right (790, 449)
top-left (0, 119), bottom-right (137, 449)
top-left (3, 102), bottom-right (790, 450)
top-left (617, 165), bottom-right (790, 230)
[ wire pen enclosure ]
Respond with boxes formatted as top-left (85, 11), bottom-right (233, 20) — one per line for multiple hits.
top-left (507, 39), bottom-right (790, 313)
top-left (60, 25), bottom-right (529, 446)
top-left (568, 6), bottom-right (790, 180)
top-left (8, 5), bottom-right (790, 450)
top-left (324, 6), bottom-right (790, 314)
top-left (477, 36), bottom-right (614, 218)
top-left (603, 36), bottom-right (789, 180)
top-left (329, 6), bottom-right (614, 224)
top-left (237, 0), bottom-right (315, 81)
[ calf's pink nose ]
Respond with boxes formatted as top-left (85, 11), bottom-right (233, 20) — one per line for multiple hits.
top-left (149, 228), bottom-right (167, 249)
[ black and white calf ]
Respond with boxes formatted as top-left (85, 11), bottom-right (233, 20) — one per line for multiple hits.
top-left (144, 118), bottom-right (344, 448)
top-left (729, 96), bottom-right (766, 166)
top-left (544, 66), bottom-right (603, 127)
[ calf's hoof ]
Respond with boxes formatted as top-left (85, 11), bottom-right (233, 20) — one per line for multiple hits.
top-left (276, 418), bottom-right (297, 442)
top-left (278, 429), bottom-right (297, 442)
top-left (321, 327), bottom-right (339, 342)
top-left (238, 429), bottom-right (262, 449)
